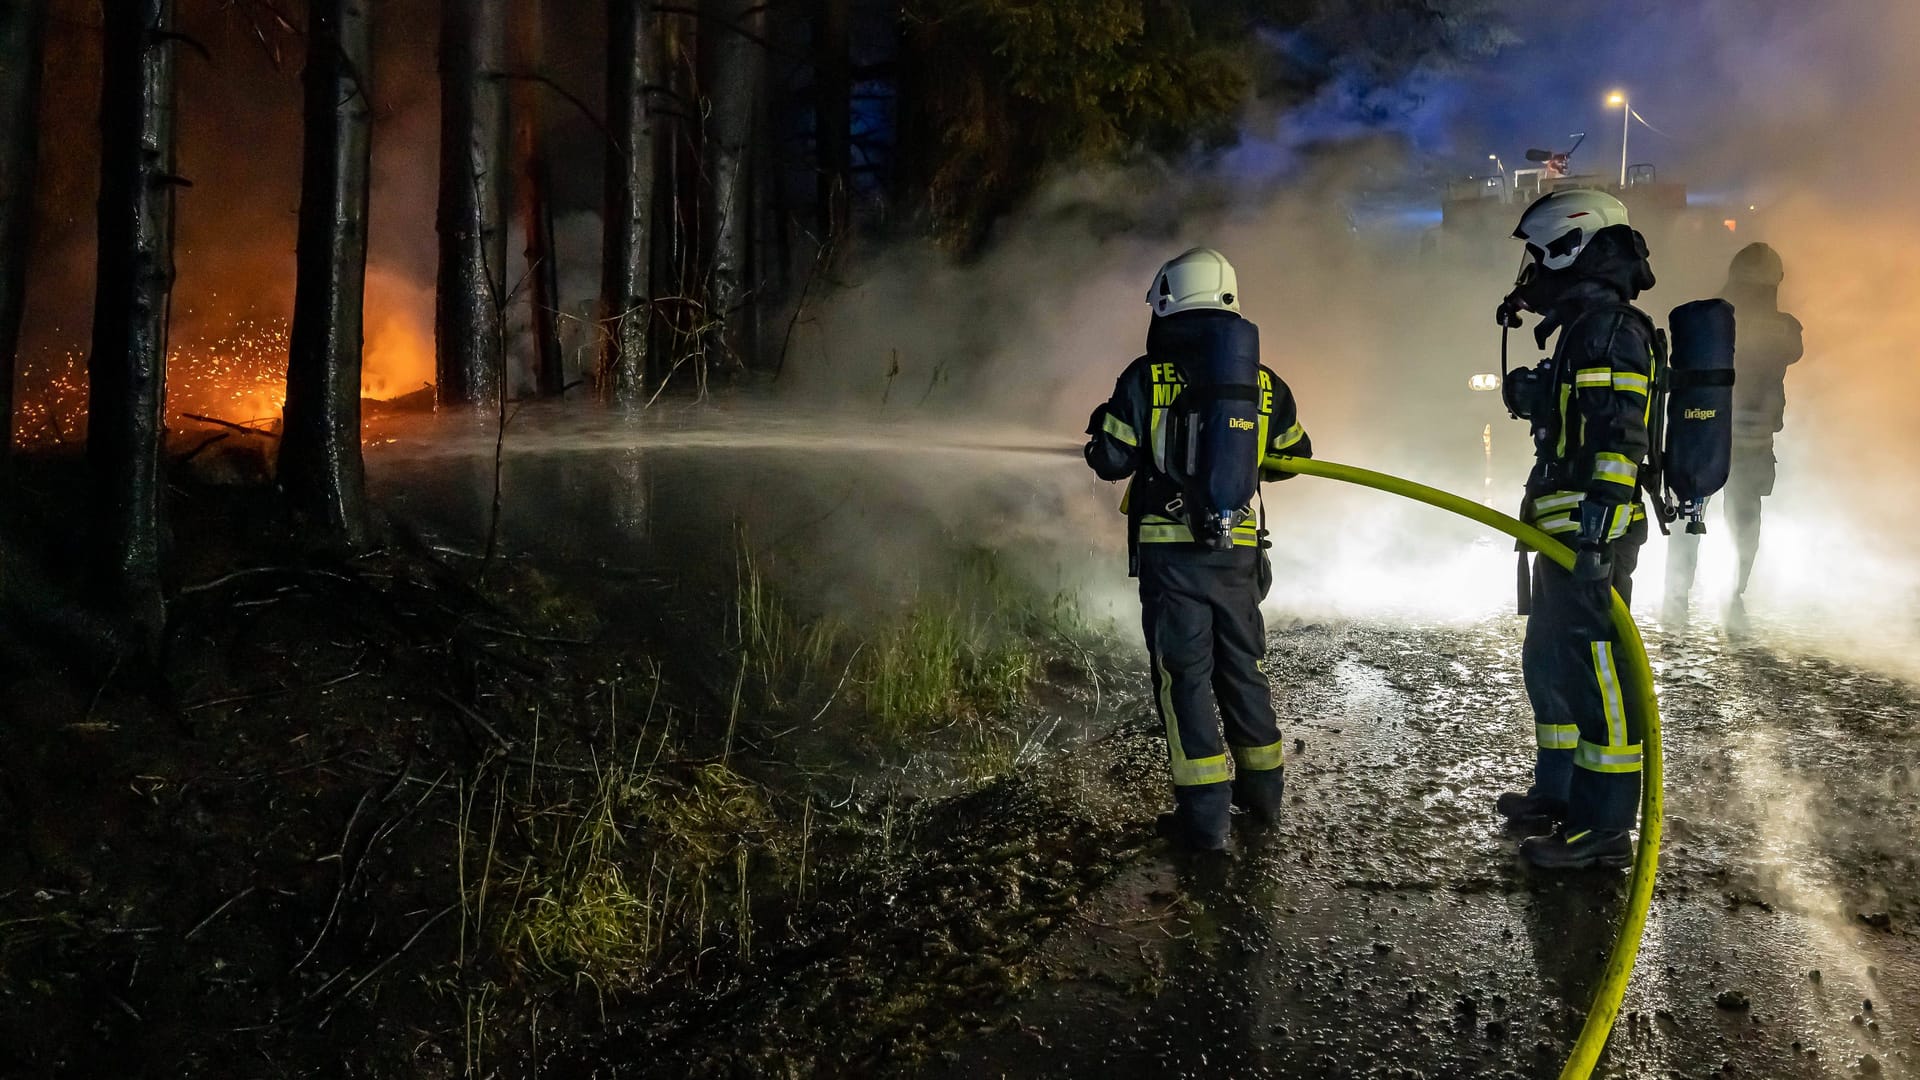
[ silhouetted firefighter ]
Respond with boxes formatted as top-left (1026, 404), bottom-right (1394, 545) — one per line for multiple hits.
top-left (0, 0), bottom-right (48, 458)
top-left (280, 0), bottom-right (374, 550)
top-left (598, 0), bottom-right (652, 403)
top-left (87, 0), bottom-right (178, 634)
top-left (1660, 242), bottom-right (1801, 636)
top-left (436, 0), bottom-right (507, 408)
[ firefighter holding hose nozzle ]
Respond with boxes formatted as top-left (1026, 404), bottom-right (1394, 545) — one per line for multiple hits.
top-left (1493, 191), bottom-right (1660, 870)
top-left (1082, 248), bottom-right (1312, 854)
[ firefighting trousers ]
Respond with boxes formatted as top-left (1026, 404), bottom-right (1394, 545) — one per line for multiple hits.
top-left (1138, 547), bottom-right (1286, 842)
top-left (1663, 436), bottom-right (1776, 605)
top-left (1524, 539), bottom-right (1646, 833)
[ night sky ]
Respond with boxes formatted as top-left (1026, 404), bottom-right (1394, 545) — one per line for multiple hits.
top-left (1231, 0), bottom-right (1878, 214)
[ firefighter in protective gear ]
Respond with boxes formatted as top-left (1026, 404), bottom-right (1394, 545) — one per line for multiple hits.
top-left (1083, 248), bottom-right (1312, 853)
top-left (1492, 191), bottom-right (1658, 870)
top-left (1661, 243), bottom-right (1803, 635)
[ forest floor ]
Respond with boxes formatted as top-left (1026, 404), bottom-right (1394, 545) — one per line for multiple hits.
top-left (0, 436), bottom-right (1137, 1079)
top-left (3, 427), bottom-right (1918, 1079)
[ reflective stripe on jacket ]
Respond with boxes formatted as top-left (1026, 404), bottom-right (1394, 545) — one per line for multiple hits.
top-left (1085, 350), bottom-right (1312, 551)
top-left (1524, 300), bottom-right (1657, 535)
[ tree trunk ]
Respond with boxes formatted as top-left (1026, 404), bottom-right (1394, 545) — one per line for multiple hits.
top-left (889, 12), bottom-right (928, 230)
top-left (435, 0), bottom-right (508, 409)
top-left (280, 0), bottom-right (373, 550)
top-left (86, 0), bottom-right (176, 631)
top-left (513, 0), bottom-right (563, 398)
top-left (597, 0), bottom-right (652, 405)
top-left (0, 0), bottom-right (48, 458)
top-left (702, 0), bottom-right (763, 375)
top-left (813, 0), bottom-right (850, 256)
top-left (648, 8), bottom-right (695, 391)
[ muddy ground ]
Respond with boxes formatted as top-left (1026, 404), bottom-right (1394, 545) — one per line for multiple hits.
top-left (544, 617), bottom-right (1920, 1079)
top-left (925, 620), bottom-right (1920, 1080)
top-left (4, 425), bottom-right (1917, 1079)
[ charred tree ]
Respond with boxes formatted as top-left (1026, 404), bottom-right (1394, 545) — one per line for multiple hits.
top-left (86, 0), bottom-right (177, 630)
top-left (813, 0), bottom-right (850, 257)
top-left (436, 0), bottom-right (508, 408)
top-left (279, 0), bottom-right (373, 550)
top-left (0, 0), bottom-right (48, 457)
top-left (513, 0), bottom-right (563, 398)
top-left (598, 0), bottom-right (653, 404)
top-left (702, 0), bottom-right (764, 375)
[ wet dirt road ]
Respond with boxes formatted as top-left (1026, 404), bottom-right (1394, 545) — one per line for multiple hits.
top-left (936, 618), bottom-right (1920, 1080)
top-left (365, 429), bottom-right (1916, 1077)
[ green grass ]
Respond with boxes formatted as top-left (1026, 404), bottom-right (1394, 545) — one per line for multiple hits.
top-left (860, 602), bottom-right (1034, 736)
top-left (732, 531), bottom-right (1090, 742)
top-left (494, 751), bottom-right (787, 993)
top-left (480, 538), bottom-right (1094, 998)
top-left (734, 533), bottom-right (845, 705)
top-left (446, 535), bottom-right (1119, 1061)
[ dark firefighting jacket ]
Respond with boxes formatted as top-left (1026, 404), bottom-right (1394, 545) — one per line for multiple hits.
top-left (1724, 283), bottom-right (1803, 440)
top-left (1523, 278), bottom-right (1659, 544)
top-left (1084, 311), bottom-right (1312, 554)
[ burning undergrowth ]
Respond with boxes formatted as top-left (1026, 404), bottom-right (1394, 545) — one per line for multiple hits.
top-left (11, 263), bottom-right (436, 450)
top-left (11, 318), bottom-right (292, 446)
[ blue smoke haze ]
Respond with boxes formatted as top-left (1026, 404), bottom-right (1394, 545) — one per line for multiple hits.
top-left (1229, 0), bottom-right (1874, 216)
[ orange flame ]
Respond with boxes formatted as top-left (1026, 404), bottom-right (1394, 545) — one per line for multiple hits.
top-left (12, 270), bottom-right (436, 448)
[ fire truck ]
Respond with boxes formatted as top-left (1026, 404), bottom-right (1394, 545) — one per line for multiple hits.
top-left (1431, 134), bottom-right (1737, 269)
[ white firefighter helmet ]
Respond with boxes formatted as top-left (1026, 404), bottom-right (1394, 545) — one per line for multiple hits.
top-left (1511, 189), bottom-right (1630, 273)
top-left (1146, 248), bottom-right (1240, 317)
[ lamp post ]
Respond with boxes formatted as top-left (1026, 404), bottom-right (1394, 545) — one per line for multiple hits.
top-left (1607, 91), bottom-right (1628, 187)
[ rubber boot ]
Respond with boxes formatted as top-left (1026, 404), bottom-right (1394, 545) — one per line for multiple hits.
top-left (1231, 767), bottom-right (1285, 825)
top-left (1724, 595), bottom-right (1751, 640)
top-left (1660, 594), bottom-right (1688, 633)
top-left (1519, 826), bottom-right (1632, 870)
top-left (1158, 783), bottom-right (1231, 853)
top-left (1496, 790), bottom-right (1568, 825)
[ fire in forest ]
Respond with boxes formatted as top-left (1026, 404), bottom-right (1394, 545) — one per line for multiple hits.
top-left (11, 307), bottom-right (433, 448)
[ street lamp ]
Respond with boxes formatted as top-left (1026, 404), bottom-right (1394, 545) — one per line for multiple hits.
top-left (1489, 152), bottom-right (1506, 175)
top-left (1607, 91), bottom-right (1628, 188)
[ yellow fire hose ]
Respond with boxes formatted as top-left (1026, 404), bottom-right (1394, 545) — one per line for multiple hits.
top-left (1267, 456), bottom-right (1662, 1080)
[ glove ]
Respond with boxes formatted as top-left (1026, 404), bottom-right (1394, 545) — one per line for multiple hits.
top-left (1572, 501), bottom-right (1614, 583)
top-left (1084, 403), bottom-right (1111, 438)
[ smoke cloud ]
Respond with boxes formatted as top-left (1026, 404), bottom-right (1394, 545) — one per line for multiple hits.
top-left (20, 1), bottom-right (1920, 670)
top-left (778, 0), bottom-right (1920, 661)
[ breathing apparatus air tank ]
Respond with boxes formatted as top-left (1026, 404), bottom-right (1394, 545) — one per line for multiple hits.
top-left (1660, 299), bottom-right (1737, 532)
top-left (1167, 317), bottom-right (1263, 550)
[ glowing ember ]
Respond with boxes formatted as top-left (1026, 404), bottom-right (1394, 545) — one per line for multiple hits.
top-left (12, 318), bottom-right (289, 446)
top-left (170, 318), bottom-right (293, 426)
top-left (12, 308), bottom-right (434, 449)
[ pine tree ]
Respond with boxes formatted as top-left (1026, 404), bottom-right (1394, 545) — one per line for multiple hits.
top-left (279, 0), bottom-right (375, 550)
